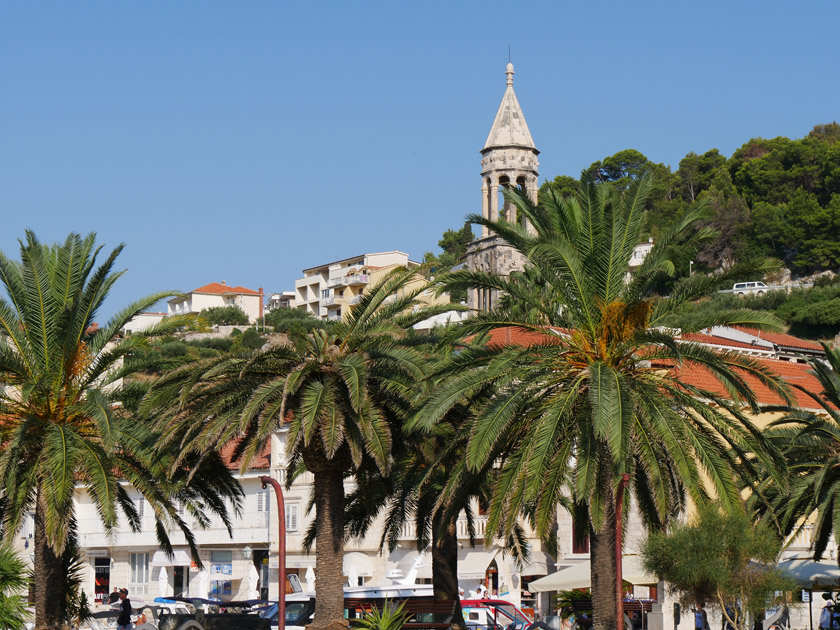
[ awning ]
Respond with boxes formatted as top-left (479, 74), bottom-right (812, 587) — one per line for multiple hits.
top-left (151, 550), bottom-right (192, 567)
top-left (282, 554), bottom-right (316, 569)
top-left (459, 549), bottom-right (499, 580)
top-left (778, 558), bottom-right (840, 589)
top-left (343, 552), bottom-right (374, 577)
top-left (529, 555), bottom-right (656, 592)
top-left (519, 559), bottom-right (548, 577)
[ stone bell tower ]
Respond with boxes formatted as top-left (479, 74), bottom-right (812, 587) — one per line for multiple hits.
top-left (465, 62), bottom-right (540, 312)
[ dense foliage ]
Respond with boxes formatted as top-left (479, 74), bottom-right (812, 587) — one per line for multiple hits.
top-left (200, 305), bottom-right (249, 326)
top-left (0, 546), bottom-right (28, 630)
top-left (642, 508), bottom-right (793, 630)
top-left (542, 123), bottom-right (840, 277)
top-left (263, 306), bottom-right (332, 335)
top-left (659, 276), bottom-right (840, 339)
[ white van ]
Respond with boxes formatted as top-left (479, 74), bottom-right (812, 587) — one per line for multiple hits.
top-left (732, 281), bottom-right (768, 295)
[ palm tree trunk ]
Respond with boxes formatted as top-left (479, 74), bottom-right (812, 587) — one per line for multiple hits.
top-left (590, 474), bottom-right (618, 630)
top-left (309, 466), bottom-right (349, 630)
top-left (432, 508), bottom-right (466, 630)
top-left (34, 487), bottom-right (67, 630)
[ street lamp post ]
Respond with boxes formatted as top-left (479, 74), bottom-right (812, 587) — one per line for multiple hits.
top-left (261, 475), bottom-right (286, 630)
top-left (616, 473), bottom-right (630, 630)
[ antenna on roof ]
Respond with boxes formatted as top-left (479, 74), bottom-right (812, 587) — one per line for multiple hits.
top-left (508, 45), bottom-right (511, 63)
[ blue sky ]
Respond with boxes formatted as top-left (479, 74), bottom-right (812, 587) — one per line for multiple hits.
top-left (1, 1), bottom-right (838, 317)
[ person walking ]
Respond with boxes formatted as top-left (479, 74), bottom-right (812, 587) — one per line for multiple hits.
top-left (116, 588), bottom-right (133, 630)
top-left (694, 603), bottom-right (710, 630)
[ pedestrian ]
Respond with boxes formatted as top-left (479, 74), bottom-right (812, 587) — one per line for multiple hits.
top-left (820, 593), bottom-right (837, 630)
top-left (117, 588), bottom-right (132, 630)
top-left (694, 603), bottom-right (710, 630)
top-left (108, 587), bottom-right (120, 605)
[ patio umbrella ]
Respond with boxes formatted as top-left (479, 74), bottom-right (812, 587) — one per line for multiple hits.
top-left (528, 555), bottom-right (656, 593)
top-left (158, 567), bottom-right (169, 598)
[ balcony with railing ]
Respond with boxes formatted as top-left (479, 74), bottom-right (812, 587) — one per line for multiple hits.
top-left (328, 274), bottom-right (370, 288)
top-left (349, 295), bottom-right (363, 305)
top-left (785, 524), bottom-right (815, 552)
top-left (320, 296), bottom-right (338, 306)
top-left (398, 515), bottom-right (488, 541)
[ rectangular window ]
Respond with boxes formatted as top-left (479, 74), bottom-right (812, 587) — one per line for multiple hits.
top-left (571, 519), bottom-right (590, 554)
top-left (135, 497), bottom-right (145, 520)
top-left (257, 491), bottom-right (270, 513)
top-left (285, 503), bottom-right (299, 533)
top-left (321, 289), bottom-right (330, 298)
top-left (130, 553), bottom-right (149, 584)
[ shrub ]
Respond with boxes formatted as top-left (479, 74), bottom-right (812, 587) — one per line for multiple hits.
top-left (201, 305), bottom-right (249, 326)
top-left (159, 342), bottom-right (188, 357)
top-left (241, 328), bottom-right (266, 349)
top-left (189, 338), bottom-right (234, 352)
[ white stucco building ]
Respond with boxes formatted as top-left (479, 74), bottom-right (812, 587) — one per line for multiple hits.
top-left (167, 282), bottom-right (265, 323)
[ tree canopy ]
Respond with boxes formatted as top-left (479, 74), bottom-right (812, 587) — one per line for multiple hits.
top-left (540, 123), bottom-right (840, 278)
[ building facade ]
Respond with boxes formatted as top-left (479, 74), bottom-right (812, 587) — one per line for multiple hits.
top-left (293, 251), bottom-right (424, 321)
top-left (168, 282), bottom-right (264, 323)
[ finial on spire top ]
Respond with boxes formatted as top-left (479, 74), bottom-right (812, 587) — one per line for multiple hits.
top-left (505, 62), bottom-right (514, 87)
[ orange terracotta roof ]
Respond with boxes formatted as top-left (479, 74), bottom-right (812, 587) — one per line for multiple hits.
top-left (472, 326), bottom-right (566, 348)
top-left (679, 332), bottom-right (768, 351)
top-left (733, 327), bottom-right (823, 352)
top-left (218, 439), bottom-right (271, 470)
top-left (193, 282), bottom-right (261, 296)
top-left (673, 358), bottom-right (827, 410)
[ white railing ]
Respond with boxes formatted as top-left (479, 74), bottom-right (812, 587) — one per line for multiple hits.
top-left (786, 524), bottom-right (814, 550)
top-left (349, 295), bottom-right (363, 305)
top-left (397, 516), bottom-right (488, 541)
top-left (328, 274), bottom-right (370, 288)
top-left (320, 297), bottom-right (338, 306)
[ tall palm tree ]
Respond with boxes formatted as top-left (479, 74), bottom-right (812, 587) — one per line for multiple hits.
top-left (415, 175), bottom-right (790, 630)
top-left (0, 232), bottom-right (242, 630)
top-left (748, 345), bottom-right (840, 559)
top-left (148, 269), bottom-right (456, 630)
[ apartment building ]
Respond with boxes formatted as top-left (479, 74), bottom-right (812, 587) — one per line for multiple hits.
top-left (294, 251), bottom-right (440, 321)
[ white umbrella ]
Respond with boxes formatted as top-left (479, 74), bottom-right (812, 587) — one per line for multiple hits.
top-left (247, 565), bottom-right (260, 600)
top-left (529, 555), bottom-right (656, 592)
top-left (198, 569), bottom-right (210, 599)
top-left (305, 566), bottom-right (316, 592)
top-left (348, 564), bottom-right (359, 587)
top-left (778, 558), bottom-right (840, 589)
top-left (158, 567), bottom-right (170, 597)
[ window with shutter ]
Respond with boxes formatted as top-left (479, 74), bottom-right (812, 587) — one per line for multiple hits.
top-left (285, 503), bottom-right (298, 532)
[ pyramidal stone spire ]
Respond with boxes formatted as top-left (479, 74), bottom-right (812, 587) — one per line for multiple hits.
top-left (483, 62), bottom-right (536, 150)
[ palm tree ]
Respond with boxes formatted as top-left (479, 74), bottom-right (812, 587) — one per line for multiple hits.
top-left (0, 545), bottom-right (28, 630)
top-left (415, 175), bottom-right (790, 630)
top-left (148, 269), bottom-right (455, 630)
top-left (0, 232), bottom-right (242, 630)
top-left (748, 345), bottom-right (840, 559)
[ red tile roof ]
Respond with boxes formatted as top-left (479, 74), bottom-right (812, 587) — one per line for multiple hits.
top-left (477, 326), bottom-right (566, 348)
top-left (673, 358), bottom-right (826, 410)
top-left (193, 282), bottom-right (261, 296)
top-left (218, 439), bottom-right (271, 470)
top-left (733, 327), bottom-right (824, 352)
